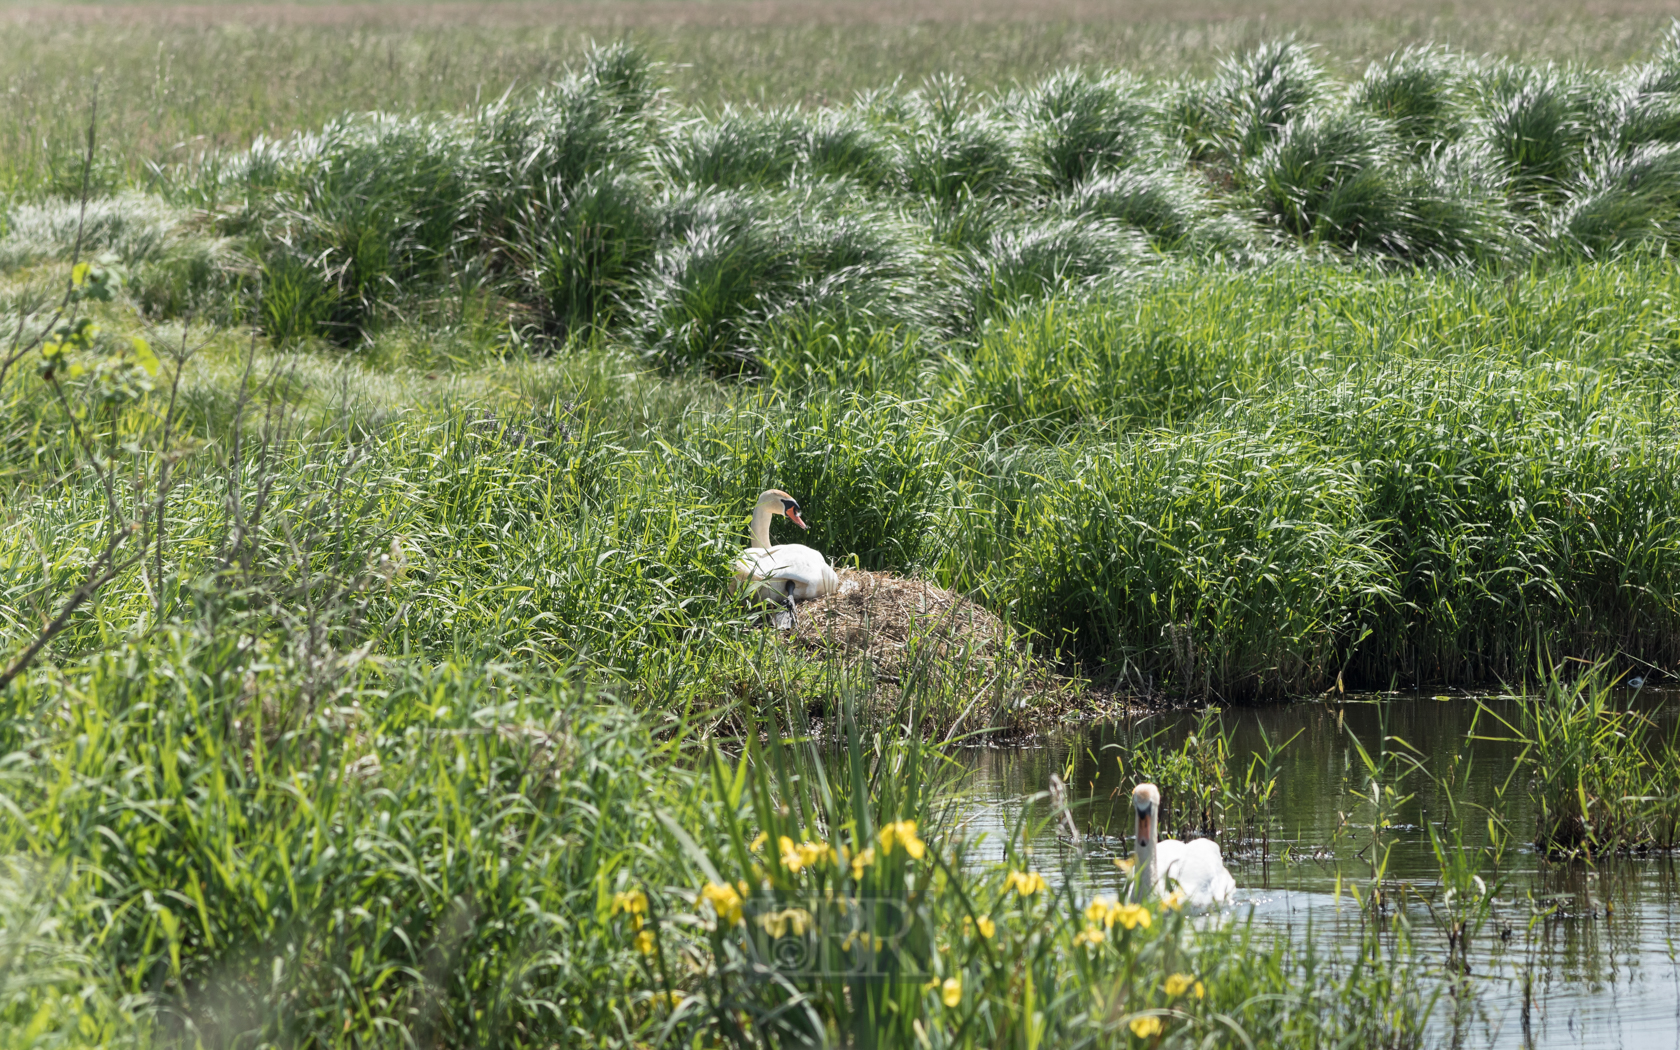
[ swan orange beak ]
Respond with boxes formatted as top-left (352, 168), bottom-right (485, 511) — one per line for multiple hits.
top-left (1135, 810), bottom-right (1152, 849)
top-left (786, 508), bottom-right (809, 529)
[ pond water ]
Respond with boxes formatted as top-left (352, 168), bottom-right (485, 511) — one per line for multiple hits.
top-left (954, 690), bottom-right (1680, 1050)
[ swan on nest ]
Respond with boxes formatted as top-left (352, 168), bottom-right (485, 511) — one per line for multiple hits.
top-left (730, 489), bottom-right (839, 612)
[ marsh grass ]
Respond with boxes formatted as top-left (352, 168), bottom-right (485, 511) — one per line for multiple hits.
top-left (12, 251), bottom-right (1680, 703)
top-left (27, 34), bottom-right (1674, 365)
top-left (18, 33), bottom-right (1671, 397)
top-left (1481, 662), bottom-right (1680, 855)
top-left (0, 1), bottom-right (1675, 198)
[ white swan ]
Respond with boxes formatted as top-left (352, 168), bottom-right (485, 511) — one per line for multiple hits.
top-left (731, 489), bottom-right (839, 608)
top-left (1128, 782), bottom-right (1235, 909)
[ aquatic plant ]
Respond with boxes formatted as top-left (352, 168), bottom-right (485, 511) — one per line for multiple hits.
top-left (649, 696), bottom-right (1428, 1048)
top-left (1482, 662), bottom-right (1680, 855)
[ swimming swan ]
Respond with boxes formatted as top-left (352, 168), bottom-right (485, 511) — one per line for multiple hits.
top-left (1129, 782), bottom-right (1235, 908)
top-left (731, 489), bottom-right (840, 609)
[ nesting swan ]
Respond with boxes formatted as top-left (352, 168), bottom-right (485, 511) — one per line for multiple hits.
top-left (731, 489), bottom-right (840, 607)
top-left (1128, 782), bottom-right (1235, 909)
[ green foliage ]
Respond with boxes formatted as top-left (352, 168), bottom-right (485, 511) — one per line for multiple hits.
top-left (934, 261), bottom-right (1680, 694)
top-left (1476, 64), bottom-right (1601, 206)
top-left (510, 169), bottom-right (659, 339)
top-left (10, 38), bottom-right (1662, 363)
top-left (1552, 143), bottom-right (1680, 256)
top-left (1242, 108), bottom-right (1400, 244)
top-left (653, 702), bottom-right (1428, 1049)
top-left (634, 184), bottom-right (924, 369)
top-left (945, 218), bottom-right (1151, 331)
top-left (1175, 41), bottom-right (1329, 166)
top-left (897, 115), bottom-right (1031, 205)
top-left (1066, 167), bottom-right (1235, 249)
top-left (3, 648), bottom-right (696, 1047)
top-left (1482, 661), bottom-right (1680, 854)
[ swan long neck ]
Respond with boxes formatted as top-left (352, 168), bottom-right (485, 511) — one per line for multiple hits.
top-left (748, 505), bottom-right (774, 550)
top-left (1135, 803), bottom-right (1159, 898)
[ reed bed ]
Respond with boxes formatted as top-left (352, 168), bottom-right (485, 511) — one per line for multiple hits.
top-left (9, 38), bottom-right (1679, 695)
top-left (1481, 663), bottom-right (1680, 855)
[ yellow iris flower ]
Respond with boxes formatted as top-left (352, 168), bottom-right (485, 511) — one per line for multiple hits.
top-left (1006, 870), bottom-right (1047, 896)
top-left (878, 820), bottom-right (927, 859)
top-left (1111, 903), bottom-right (1152, 930)
top-left (758, 908), bottom-right (813, 938)
top-left (797, 840), bottom-right (835, 868)
top-left (700, 881), bottom-right (744, 927)
top-left (941, 976), bottom-right (962, 1008)
top-left (611, 889), bottom-right (649, 930)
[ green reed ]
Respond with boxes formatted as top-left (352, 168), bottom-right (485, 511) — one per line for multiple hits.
top-left (1480, 661), bottom-right (1680, 855)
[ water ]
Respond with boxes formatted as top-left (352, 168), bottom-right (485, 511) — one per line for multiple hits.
top-left (956, 690), bottom-right (1680, 1049)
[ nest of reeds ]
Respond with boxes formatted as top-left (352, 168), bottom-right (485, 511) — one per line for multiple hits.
top-left (773, 570), bottom-right (1009, 681)
top-left (770, 571), bottom-right (1130, 736)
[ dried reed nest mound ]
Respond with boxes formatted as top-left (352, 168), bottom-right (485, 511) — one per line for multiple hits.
top-left (770, 570), bottom-right (1129, 736)
top-left (775, 570), bottom-right (1010, 680)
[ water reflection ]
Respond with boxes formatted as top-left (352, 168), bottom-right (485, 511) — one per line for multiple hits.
top-left (953, 691), bottom-right (1680, 1050)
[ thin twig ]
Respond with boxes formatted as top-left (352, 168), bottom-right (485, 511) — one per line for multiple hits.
top-left (0, 527), bottom-right (142, 692)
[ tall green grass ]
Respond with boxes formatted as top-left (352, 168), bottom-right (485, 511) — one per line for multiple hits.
top-left (13, 255), bottom-right (1680, 702)
top-left (10, 18), bottom-right (1680, 1050)
top-left (2, 2), bottom-right (1675, 200)
top-left (86, 36), bottom-right (1680, 363)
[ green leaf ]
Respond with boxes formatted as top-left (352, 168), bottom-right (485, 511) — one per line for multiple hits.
top-left (655, 811), bottom-right (721, 883)
top-left (131, 337), bottom-right (160, 377)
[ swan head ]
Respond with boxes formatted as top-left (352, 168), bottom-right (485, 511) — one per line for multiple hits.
top-left (755, 489), bottom-right (809, 530)
top-left (1132, 783), bottom-right (1161, 848)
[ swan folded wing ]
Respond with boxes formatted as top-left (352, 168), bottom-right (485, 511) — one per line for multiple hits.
top-left (1159, 838), bottom-right (1235, 907)
top-left (731, 545), bottom-right (838, 602)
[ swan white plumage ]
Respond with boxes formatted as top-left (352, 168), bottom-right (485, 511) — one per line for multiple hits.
top-left (1128, 782), bottom-right (1235, 909)
top-left (730, 489), bottom-right (840, 607)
